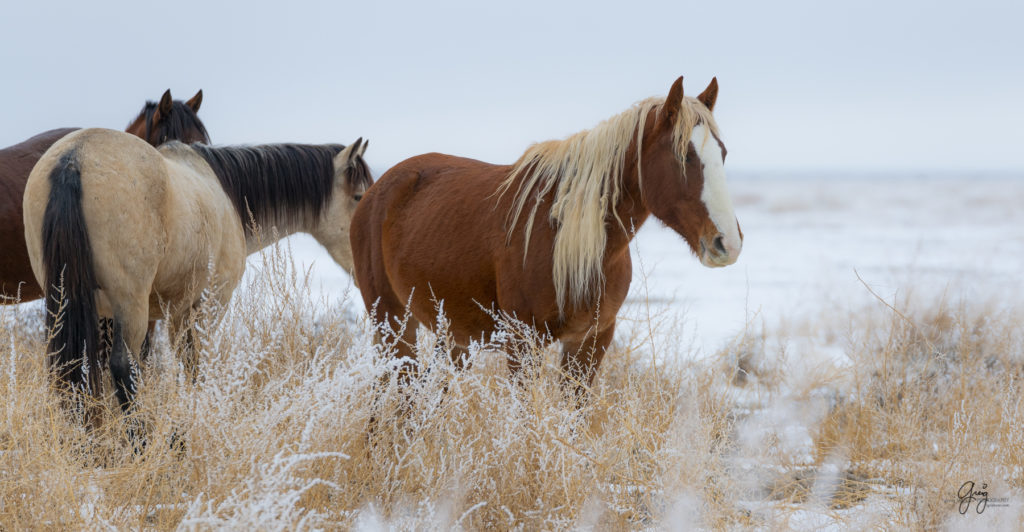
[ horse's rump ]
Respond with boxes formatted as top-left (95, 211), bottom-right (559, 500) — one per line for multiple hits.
top-left (25, 129), bottom-right (172, 315)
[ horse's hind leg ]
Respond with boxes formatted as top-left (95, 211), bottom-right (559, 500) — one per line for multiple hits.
top-left (97, 318), bottom-right (154, 375)
top-left (369, 290), bottom-right (422, 381)
top-left (108, 302), bottom-right (150, 414)
top-left (106, 299), bottom-right (150, 449)
top-left (365, 289), bottom-right (421, 436)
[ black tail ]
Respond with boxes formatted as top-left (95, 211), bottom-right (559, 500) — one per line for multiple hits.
top-left (42, 150), bottom-right (101, 396)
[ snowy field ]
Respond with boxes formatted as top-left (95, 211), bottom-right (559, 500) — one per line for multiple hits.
top-left (266, 171), bottom-right (1024, 356)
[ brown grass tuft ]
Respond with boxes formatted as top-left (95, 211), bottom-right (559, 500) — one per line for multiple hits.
top-left (0, 244), bottom-right (1021, 529)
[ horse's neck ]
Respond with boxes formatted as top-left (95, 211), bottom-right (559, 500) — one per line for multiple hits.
top-left (237, 168), bottom-right (330, 256)
top-left (244, 219), bottom-right (306, 255)
top-left (244, 211), bottom-right (354, 276)
top-left (606, 162), bottom-right (651, 253)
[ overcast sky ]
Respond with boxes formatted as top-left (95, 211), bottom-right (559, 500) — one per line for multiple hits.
top-left (2, 0), bottom-right (1021, 173)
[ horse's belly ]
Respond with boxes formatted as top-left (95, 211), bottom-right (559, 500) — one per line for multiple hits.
top-left (384, 234), bottom-right (501, 343)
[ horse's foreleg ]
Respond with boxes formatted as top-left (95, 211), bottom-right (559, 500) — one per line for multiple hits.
top-left (559, 320), bottom-right (616, 400)
top-left (505, 336), bottom-right (536, 383)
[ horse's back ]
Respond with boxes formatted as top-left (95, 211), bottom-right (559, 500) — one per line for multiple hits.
top-left (360, 151), bottom-right (508, 214)
top-left (388, 152), bottom-right (505, 178)
top-left (1, 128), bottom-right (78, 166)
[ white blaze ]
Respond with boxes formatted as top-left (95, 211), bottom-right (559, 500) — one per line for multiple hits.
top-left (692, 124), bottom-right (742, 257)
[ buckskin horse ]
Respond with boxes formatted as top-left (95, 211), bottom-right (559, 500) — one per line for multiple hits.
top-left (1, 89), bottom-right (208, 303)
top-left (23, 130), bottom-right (372, 422)
top-left (351, 76), bottom-right (741, 390)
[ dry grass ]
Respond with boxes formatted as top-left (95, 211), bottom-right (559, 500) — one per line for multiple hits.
top-left (1, 246), bottom-right (1022, 530)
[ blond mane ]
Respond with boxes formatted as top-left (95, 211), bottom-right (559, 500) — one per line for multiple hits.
top-left (499, 95), bottom-right (719, 314)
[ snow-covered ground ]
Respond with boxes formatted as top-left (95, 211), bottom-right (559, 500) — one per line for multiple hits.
top-left (261, 172), bottom-right (1024, 356)
top-left (626, 172), bottom-right (1024, 354)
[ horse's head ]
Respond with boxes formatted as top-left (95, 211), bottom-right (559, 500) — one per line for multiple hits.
top-left (125, 89), bottom-right (210, 146)
top-left (640, 76), bottom-right (742, 267)
top-left (313, 138), bottom-right (374, 273)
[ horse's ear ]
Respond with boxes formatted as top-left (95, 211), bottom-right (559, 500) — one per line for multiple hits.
top-left (350, 138), bottom-right (364, 160)
top-left (697, 77), bottom-right (718, 112)
top-left (356, 139), bottom-right (368, 158)
top-left (158, 89), bottom-right (173, 116)
top-left (664, 76), bottom-right (684, 123)
top-left (334, 137), bottom-right (364, 167)
top-left (186, 89), bottom-right (203, 113)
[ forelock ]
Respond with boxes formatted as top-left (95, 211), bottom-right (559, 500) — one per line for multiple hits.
top-left (669, 97), bottom-right (720, 165)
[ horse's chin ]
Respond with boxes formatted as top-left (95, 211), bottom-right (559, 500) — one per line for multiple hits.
top-left (698, 241), bottom-right (738, 268)
top-left (700, 257), bottom-right (729, 268)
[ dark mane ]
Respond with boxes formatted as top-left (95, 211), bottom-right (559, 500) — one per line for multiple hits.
top-left (190, 143), bottom-right (349, 234)
top-left (131, 100), bottom-right (211, 144)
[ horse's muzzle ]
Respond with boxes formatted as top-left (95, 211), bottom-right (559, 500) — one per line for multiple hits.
top-left (699, 233), bottom-right (741, 267)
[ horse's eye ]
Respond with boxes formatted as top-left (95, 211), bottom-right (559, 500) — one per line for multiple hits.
top-left (354, 194), bottom-right (363, 202)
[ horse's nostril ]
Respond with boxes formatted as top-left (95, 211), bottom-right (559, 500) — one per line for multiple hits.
top-left (713, 235), bottom-right (726, 255)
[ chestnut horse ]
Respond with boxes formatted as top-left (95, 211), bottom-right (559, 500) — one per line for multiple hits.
top-left (0, 89), bottom-right (208, 303)
top-left (23, 130), bottom-right (372, 419)
top-left (351, 76), bottom-right (741, 390)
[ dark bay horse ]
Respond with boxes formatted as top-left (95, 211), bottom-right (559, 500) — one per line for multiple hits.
top-left (351, 76), bottom-right (742, 389)
top-left (1, 89), bottom-right (208, 303)
top-left (24, 130), bottom-right (372, 419)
